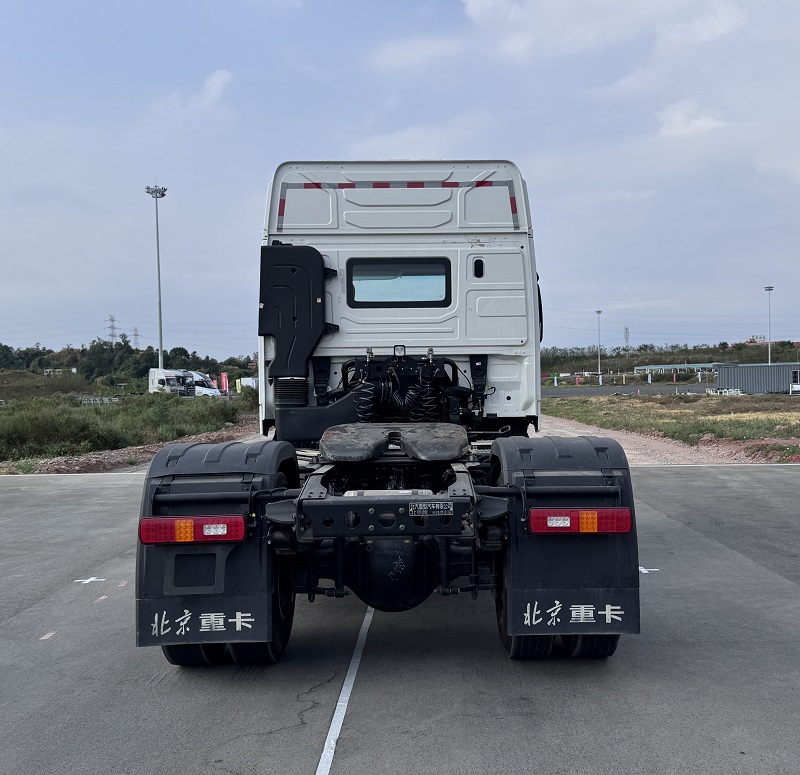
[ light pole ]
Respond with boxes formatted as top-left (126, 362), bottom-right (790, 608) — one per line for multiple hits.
top-left (596, 310), bottom-right (602, 377)
top-left (146, 185), bottom-right (167, 369)
top-left (764, 286), bottom-right (773, 366)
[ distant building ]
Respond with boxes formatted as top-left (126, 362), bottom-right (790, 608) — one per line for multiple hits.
top-left (739, 336), bottom-right (800, 347)
top-left (43, 368), bottom-right (78, 376)
top-left (717, 363), bottom-right (800, 394)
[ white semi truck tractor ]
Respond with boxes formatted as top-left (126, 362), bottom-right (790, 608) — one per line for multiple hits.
top-left (136, 161), bottom-right (639, 666)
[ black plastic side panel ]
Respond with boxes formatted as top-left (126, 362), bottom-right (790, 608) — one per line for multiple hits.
top-left (136, 440), bottom-right (297, 647)
top-left (274, 392), bottom-right (360, 444)
top-left (492, 435), bottom-right (640, 636)
top-left (258, 244), bottom-right (327, 377)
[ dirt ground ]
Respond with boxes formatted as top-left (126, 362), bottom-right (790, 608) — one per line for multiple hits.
top-left (1, 411), bottom-right (773, 475)
top-left (536, 415), bottom-right (754, 466)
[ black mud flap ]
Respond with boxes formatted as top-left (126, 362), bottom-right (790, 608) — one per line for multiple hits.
top-left (492, 435), bottom-right (640, 637)
top-left (135, 440), bottom-right (296, 648)
top-left (138, 593), bottom-right (271, 647)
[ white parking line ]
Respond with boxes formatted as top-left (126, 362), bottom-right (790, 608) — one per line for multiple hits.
top-left (315, 607), bottom-right (375, 775)
top-left (39, 632), bottom-right (57, 640)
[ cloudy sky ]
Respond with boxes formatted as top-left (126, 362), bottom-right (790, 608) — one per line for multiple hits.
top-left (1, 0), bottom-right (798, 360)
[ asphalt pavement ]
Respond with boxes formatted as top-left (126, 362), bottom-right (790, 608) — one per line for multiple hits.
top-left (1, 466), bottom-right (798, 775)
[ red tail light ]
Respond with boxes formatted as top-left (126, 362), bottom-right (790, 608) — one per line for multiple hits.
top-left (139, 516), bottom-right (247, 544)
top-left (528, 508), bottom-right (631, 534)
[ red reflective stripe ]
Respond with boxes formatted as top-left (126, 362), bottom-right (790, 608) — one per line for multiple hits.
top-left (476, 180), bottom-right (493, 187)
top-left (407, 181), bottom-right (425, 188)
top-left (278, 199), bottom-right (286, 216)
top-left (373, 182), bottom-right (390, 188)
top-left (509, 196), bottom-right (518, 214)
top-left (338, 182), bottom-right (356, 188)
top-left (303, 182), bottom-right (322, 189)
top-left (441, 182), bottom-right (459, 187)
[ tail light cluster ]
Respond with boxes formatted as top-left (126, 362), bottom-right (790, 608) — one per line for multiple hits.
top-left (139, 516), bottom-right (247, 544)
top-left (528, 508), bottom-right (631, 534)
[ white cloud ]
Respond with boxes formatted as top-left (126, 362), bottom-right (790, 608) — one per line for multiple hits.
top-left (602, 2), bottom-right (748, 98)
top-left (371, 36), bottom-right (467, 69)
top-left (146, 70), bottom-right (236, 126)
top-left (382, 92), bottom-right (400, 110)
top-left (462, 0), bottom-right (698, 58)
top-left (346, 112), bottom-right (496, 159)
top-left (655, 0), bottom-right (747, 51)
top-left (658, 99), bottom-right (728, 137)
top-left (520, 120), bottom-right (750, 203)
top-left (285, 62), bottom-right (342, 89)
top-left (601, 67), bottom-right (661, 99)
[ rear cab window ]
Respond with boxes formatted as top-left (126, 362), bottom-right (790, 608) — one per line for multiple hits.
top-left (347, 258), bottom-right (451, 308)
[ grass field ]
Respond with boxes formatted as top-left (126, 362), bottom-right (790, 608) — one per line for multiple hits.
top-left (541, 393), bottom-right (800, 462)
top-left (3, 378), bottom-right (799, 466)
top-left (0, 393), bottom-right (244, 462)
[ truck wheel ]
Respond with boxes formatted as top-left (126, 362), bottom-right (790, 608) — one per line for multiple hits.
top-left (561, 634), bottom-right (620, 659)
top-left (161, 643), bottom-right (228, 667)
top-left (496, 589), bottom-right (554, 659)
top-left (228, 555), bottom-right (295, 665)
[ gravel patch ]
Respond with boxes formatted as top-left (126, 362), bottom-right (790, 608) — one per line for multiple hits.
top-left (537, 414), bottom-right (750, 466)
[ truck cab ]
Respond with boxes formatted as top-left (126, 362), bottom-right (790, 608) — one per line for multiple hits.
top-left (148, 368), bottom-right (195, 396)
top-left (189, 371), bottom-right (222, 397)
top-left (258, 161), bottom-right (542, 444)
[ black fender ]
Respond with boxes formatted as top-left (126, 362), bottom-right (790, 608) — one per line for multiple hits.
top-left (142, 438), bottom-right (299, 491)
top-left (490, 435), bottom-right (640, 637)
top-left (136, 439), bottom-right (297, 648)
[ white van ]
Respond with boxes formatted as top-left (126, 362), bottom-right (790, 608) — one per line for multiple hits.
top-left (148, 368), bottom-right (195, 396)
top-left (189, 371), bottom-right (222, 397)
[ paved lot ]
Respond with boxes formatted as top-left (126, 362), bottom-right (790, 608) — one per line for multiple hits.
top-left (1, 466), bottom-right (798, 775)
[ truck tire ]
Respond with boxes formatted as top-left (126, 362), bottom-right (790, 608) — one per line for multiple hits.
top-left (161, 643), bottom-right (228, 667)
top-left (561, 634), bottom-right (620, 659)
top-left (496, 588), bottom-right (554, 659)
top-left (228, 553), bottom-right (295, 665)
